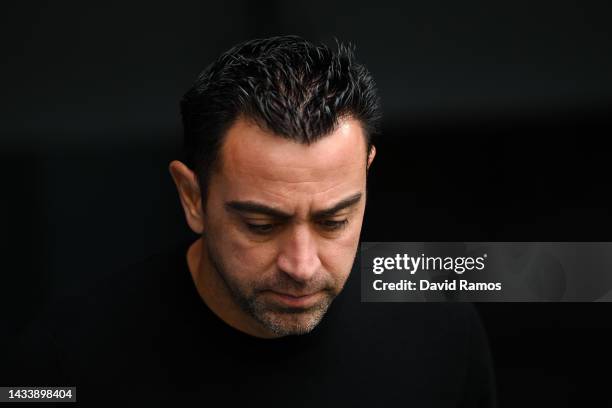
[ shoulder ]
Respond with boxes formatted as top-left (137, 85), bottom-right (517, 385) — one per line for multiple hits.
top-left (327, 286), bottom-right (496, 406)
top-left (335, 272), bottom-right (486, 346)
top-left (355, 301), bottom-right (486, 350)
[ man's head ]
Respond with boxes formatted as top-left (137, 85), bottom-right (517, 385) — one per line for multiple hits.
top-left (169, 35), bottom-right (380, 338)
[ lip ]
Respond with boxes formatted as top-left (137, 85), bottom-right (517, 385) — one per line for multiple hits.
top-left (267, 291), bottom-right (322, 308)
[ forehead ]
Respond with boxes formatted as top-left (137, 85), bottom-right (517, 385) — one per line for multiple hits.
top-left (214, 117), bottom-right (368, 206)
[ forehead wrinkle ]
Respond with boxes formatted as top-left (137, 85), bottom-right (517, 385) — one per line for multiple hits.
top-left (237, 167), bottom-right (357, 196)
top-left (232, 164), bottom-right (363, 187)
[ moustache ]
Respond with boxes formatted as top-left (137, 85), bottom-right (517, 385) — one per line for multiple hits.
top-left (254, 272), bottom-right (336, 295)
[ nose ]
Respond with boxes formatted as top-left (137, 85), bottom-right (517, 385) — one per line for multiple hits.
top-left (276, 223), bottom-right (322, 283)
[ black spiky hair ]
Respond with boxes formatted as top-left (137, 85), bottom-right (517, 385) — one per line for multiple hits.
top-left (180, 35), bottom-right (381, 197)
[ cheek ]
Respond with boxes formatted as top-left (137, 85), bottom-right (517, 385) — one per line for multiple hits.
top-left (319, 221), bottom-right (363, 278)
top-left (214, 224), bottom-right (279, 280)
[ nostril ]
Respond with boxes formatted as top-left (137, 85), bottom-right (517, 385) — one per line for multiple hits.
top-left (277, 252), bottom-right (321, 282)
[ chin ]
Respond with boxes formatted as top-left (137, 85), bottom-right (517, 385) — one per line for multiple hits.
top-left (259, 308), bottom-right (328, 337)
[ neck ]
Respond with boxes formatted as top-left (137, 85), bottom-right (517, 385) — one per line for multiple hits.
top-left (186, 237), bottom-right (279, 339)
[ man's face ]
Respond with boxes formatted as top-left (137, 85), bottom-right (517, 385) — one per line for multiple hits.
top-left (202, 116), bottom-right (373, 336)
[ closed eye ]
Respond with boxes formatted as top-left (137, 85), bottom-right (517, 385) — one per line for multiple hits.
top-left (317, 219), bottom-right (349, 231)
top-left (245, 222), bottom-right (277, 235)
top-left (244, 219), bottom-right (349, 235)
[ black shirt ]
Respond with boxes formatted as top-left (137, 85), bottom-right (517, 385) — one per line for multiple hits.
top-left (8, 240), bottom-right (496, 407)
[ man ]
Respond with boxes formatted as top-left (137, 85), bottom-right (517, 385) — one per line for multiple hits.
top-left (168, 34), bottom-right (379, 339)
top-left (8, 36), bottom-right (495, 407)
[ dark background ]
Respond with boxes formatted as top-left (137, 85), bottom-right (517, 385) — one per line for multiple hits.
top-left (2, 1), bottom-right (611, 406)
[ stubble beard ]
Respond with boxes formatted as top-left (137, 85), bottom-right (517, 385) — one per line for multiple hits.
top-left (204, 237), bottom-right (341, 337)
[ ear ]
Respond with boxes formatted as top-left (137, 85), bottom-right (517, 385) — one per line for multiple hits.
top-left (168, 160), bottom-right (204, 234)
top-left (367, 145), bottom-right (376, 170)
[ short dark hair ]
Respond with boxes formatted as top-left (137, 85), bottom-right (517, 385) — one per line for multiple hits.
top-left (180, 35), bottom-right (381, 199)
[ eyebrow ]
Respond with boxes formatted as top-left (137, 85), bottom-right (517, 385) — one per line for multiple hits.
top-left (225, 192), bottom-right (363, 220)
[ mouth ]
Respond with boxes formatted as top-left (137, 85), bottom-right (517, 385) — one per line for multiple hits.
top-left (265, 291), bottom-right (323, 308)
